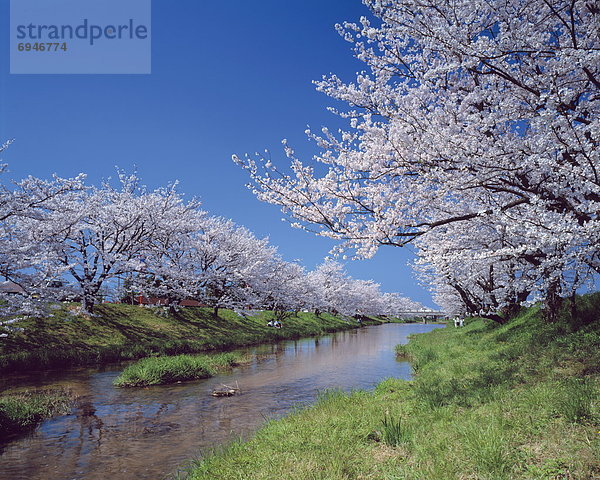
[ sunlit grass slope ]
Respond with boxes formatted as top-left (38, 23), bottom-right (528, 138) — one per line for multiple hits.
top-left (186, 294), bottom-right (599, 480)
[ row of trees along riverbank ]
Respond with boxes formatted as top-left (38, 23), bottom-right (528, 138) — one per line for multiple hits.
top-left (0, 152), bottom-right (421, 320)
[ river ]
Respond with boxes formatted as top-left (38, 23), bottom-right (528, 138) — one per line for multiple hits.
top-left (0, 323), bottom-right (444, 480)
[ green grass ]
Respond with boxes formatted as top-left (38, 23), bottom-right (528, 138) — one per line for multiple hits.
top-left (185, 293), bottom-right (600, 480)
top-left (0, 305), bottom-right (381, 372)
top-left (114, 352), bottom-right (246, 387)
top-left (380, 413), bottom-right (413, 447)
top-left (0, 388), bottom-right (75, 437)
top-left (394, 343), bottom-right (413, 360)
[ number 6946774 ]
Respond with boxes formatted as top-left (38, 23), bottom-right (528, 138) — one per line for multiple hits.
top-left (17, 42), bottom-right (67, 52)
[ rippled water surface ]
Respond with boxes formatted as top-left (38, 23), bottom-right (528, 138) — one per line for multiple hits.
top-left (0, 323), bottom-right (444, 480)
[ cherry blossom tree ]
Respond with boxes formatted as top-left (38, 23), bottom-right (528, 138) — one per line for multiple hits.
top-left (235, 0), bottom-right (599, 318)
top-left (248, 258), bottom-right (309, 321)
top-left (189, 217), bottom-right (279, 316)
top-left (35, 174), bottom-right (201, 313)
top-left (414, 209), bottom-right (595, 321)
top-left (379, 292), bottom-right (422, 317)
top-left (306, 260), bottom-right (352, 315)
top-left (130, 208), bottom-right (207, 310)
top-left (414, 221), bottom-right (536, 322)
top-left (1, 142), bottom-right (86, 316)
top-left (345, 278), bottom-right (385, 317)
top-left (306, 260), bottom-right (419, 317)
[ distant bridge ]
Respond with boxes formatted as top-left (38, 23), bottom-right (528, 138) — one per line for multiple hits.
top-left (395, 311), bottom-right (448, 320)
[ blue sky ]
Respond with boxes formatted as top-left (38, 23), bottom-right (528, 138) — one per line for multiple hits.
top-left (0, 0), bottom-right (434, 307)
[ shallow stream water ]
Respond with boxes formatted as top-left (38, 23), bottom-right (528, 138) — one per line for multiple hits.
top-left (0, 323), bottom-right (443, 480)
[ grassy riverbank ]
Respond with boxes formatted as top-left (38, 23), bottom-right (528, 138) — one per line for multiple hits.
top-left (0, 388), bottom-right (75, 438)
top-left (0, 304), bottom-right (382, 373)
top-left (114, 352), bottom-right (247, 387)
top-left (185, 294), bottom-right (599, 480)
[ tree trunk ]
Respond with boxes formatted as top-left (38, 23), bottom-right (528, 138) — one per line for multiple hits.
top-left (213, 305), bottom-right (219, 317)
top-left (451, 282), bottom-right (481, 314)
top-left (499, 303), bottom-right (521, 321)
top-left (543, 282), bottom-right (562, 322)
top-left (482, 313), bottom-right (507, 324)
top-left (82, 295), bottom-right (95, 314)
top-left (569, 291), bottom-right (577, 323)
